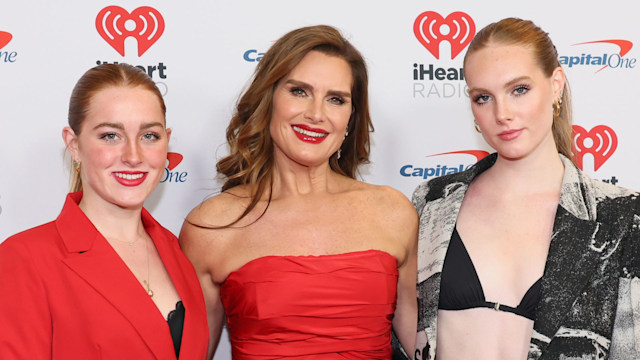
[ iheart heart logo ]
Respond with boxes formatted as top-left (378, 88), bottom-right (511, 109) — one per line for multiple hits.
top-left (166, 152), bottom-right (183, 171)
top-left (95, 6), bottom-right (164, 56)
top-left (0, 31), bottom-right (12, 49)
top-left (572, 125), bottom-right (617, 171)
top-left (414, 11), bottom-right (475, 59)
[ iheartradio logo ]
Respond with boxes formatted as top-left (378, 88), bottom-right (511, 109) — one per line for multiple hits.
top-left (413, 11), bottom-right (475, 59)
top-left (96, 6), bottom-right (165, 57)
top-left (572, 125), bottom-right (617, 171)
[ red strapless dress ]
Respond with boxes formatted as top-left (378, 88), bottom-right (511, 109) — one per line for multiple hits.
top-left (220, 249), bottom-right (398, 359)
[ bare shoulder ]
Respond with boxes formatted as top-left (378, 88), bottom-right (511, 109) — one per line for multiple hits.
top-left (184, 185), bottom-right (254, 228)
top-left (179, 186), bottom-right (253, 268)
top-left (357, 183), bottom-right (417, 219)
top-left (349, 182), bottom-right (419, 240)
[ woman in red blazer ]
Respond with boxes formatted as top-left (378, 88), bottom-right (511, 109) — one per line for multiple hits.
top-left (0, 64), bottom-right (209, 359)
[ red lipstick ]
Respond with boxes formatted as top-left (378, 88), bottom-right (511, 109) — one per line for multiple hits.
top-left (112, 171), bottom-right (148, 186)
top-left (292, 124), bottom-right (329, 144)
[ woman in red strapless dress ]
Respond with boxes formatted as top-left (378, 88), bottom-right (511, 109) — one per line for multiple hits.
top-left (180, 25), bottom-right (418, 359)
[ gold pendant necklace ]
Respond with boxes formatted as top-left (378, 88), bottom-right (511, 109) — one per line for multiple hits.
top-left (143, 236), bottom-right (153, 297)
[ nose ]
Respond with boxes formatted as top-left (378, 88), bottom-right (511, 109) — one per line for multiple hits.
top-left (304, 98), bottom-right (324, 123)
top-left (495, 99), bottom-right (513, 123)
top-left (122, 140), bottom-right (143, 166)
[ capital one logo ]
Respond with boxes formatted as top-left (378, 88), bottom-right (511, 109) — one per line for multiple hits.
top-left (572, 125), bottom-right (617, 171)
top-left (162, 152), bottom-right (187, 183)
top-left (96, 6), bottom-right (165, 57)
top-left (413, 11), bottom-right (475, 59)
top-left (0, 31), bottom-right (17, 63)
top-left (0, 31), bottom-right (11, 49)
top-left (561, 40), bottom-right (635, 73)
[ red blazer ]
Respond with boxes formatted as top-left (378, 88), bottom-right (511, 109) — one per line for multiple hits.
top-left (0, 192), bottom-right (209, 359)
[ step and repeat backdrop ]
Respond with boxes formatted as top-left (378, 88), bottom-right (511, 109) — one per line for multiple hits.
top-left (1, 1), bottom-right (639, 358)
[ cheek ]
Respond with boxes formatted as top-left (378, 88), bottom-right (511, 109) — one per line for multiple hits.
top-left (81, 146), bottom-right (117, 169)
top-left (470, 105), bottom-right (490, 124)
top-left (146, 146), bottom-right (168, 168)
top-left (272, 96), bottom-right (302, 124)
top-left (333, 108), bottom-right (352, 128)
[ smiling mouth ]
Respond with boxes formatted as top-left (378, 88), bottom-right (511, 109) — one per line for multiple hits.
top-left (292, 125), bottom-right (328, 138)
top-left (114, 172), bottom-right (145, 180)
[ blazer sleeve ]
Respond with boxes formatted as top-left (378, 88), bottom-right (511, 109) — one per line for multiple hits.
top-left (610, 213), bottom-right (640, 359)
top-left (0, 237), bottom-right (52, 359)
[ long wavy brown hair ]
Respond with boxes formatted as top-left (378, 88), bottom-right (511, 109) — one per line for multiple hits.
top-left (67, 63), bottom-right (166, 192)
top-left (216, 25), bottom-right (373, 226)
top-left (463, 18), bottom-right (574, 161)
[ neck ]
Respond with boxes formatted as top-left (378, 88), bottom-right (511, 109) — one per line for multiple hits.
top-left (78, 192), bottom-right (146, 242)
top-left (270, 152), bottom-right (343, 199)
top-left (488, 141), bottom-right (565, 195)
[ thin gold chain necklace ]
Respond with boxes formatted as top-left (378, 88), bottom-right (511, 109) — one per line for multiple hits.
top-left (143, 237), bottom-right (153, 297)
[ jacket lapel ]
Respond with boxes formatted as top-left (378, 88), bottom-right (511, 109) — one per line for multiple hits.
top-left (56, 193), bottom-right (176, 360)
top-left (533, 207), bottom-right (602, 345)
top-left (142, 210), bottom-right (208, 359)
top-left (532, 157), bottom-right (632, 355)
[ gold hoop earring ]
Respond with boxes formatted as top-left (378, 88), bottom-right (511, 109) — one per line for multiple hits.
top-left (553, 98), bottom-right (563, 118)
top-left (74, 161), bottom-right (81, 173)
top-left (474, 120), bottom-right (481, 133)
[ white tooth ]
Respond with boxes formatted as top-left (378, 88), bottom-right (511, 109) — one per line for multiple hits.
top-left (293, 126), bottom-right (327, 138)
top-left (115, 173), bottom-right (144, 180)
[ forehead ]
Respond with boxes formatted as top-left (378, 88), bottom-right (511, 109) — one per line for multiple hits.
top-left (83, 86), bottom-right (164, 127)
top-left (465, 43), bottom-right (545, 87)
top-left (284, 50), bottom-right (352, 89)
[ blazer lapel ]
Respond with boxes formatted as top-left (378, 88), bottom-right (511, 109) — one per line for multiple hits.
top-left (531, 156), bottom-right (630, 354)
top-left (57, 193), bottom-right (176, 360)
top-left (142, 210), bottom-right (208, 359)
top-left (533, 207), bottom-right (602, 349)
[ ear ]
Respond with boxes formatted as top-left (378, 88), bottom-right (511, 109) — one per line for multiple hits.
top-left (62, 126), bottom-right (80, 161)
top-left (551, 66), bottom-right (566, 99)
top-left (166, 128), bottom-right (172, 142)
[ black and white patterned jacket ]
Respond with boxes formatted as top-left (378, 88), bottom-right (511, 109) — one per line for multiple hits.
top-left (409, 153), bottom-right (640, 360)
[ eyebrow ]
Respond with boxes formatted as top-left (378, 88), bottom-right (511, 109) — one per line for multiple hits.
top-left (285, 79), bottom-right (351, 99)
top-left (468, 76), bottom-right (533, 94)
top-left (92, 122), bottom-right (165, 131)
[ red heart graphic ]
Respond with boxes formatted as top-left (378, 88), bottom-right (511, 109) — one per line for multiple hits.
top-left (414, 11), bottom-right (475, 59)
top-left (166, 152), bottom-right (183, 171)
top-left (572, 125), bottom-right (617, 171)
top-left (96, 6), bottom-right (164, 56)
top-left (0, 31), bottom-right (13, 50)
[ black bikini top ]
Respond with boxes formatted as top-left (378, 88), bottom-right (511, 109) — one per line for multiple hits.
top-left (438, 227), bottom-right (541, 320)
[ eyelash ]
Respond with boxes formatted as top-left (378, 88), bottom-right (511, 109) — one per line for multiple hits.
top-left (142, 132), bottom-right (160, 141)
top-left (99, 132), bottom-right (161, 142)
top-left (100, 132), bottom-right (119, 141)
top-left (329, 96), bottom-right (346, 105)
top-left (513, 84), bottom-right (530, 96)
top-left (472, 84), bottom-right (531, 105)
top-left (289, 87), bottom-right (346, 105)
top-left (472, 94), bottom-right (491, 105)
top-left (290, 87), bottom-right (307, 97)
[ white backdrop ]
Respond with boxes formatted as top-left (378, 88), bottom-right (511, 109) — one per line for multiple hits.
top-left (1, 1), bottom-right (639, 358)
